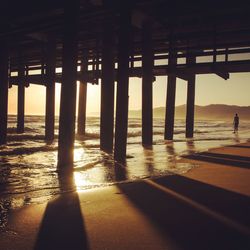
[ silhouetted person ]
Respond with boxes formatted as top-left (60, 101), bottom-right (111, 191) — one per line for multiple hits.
top-left (233, 113), bottom-right (239, 133)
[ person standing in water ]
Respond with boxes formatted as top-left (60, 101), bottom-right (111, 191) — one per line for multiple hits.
top-left (233, 113), bottom-right (239, 133)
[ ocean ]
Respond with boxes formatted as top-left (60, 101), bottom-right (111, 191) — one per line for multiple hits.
top-left (1, 115), bottom-right (250, 230)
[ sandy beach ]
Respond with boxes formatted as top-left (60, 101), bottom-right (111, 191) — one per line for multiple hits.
top-left (0, 142), bottom-right (250, 250)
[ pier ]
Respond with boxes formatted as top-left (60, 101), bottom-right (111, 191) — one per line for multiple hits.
top-left (1, 0), bottom-right (250, 168)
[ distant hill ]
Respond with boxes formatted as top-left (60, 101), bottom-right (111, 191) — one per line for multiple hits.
top-left (129, 104), bottom-right (250, 120)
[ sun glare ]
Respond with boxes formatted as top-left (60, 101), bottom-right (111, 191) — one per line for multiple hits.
top-left (73, 172), bottom-right (92, 191)
top-left (74, 147), bottom-right (86, 162)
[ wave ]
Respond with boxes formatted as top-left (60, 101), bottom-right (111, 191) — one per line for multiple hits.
top-left (75, 132), bottom-right (99, 140)
top-left (0, 142), bottom-right (103, 157)
top-left (128, 123), bottom-right (141, 128)
top-left (195, 123), bottom-right (232, 128)
top-left (7, 134), bottom-right (45, 141)
top-left (0, 145), bottom-right (57, 156)
top-left (7, 127), bottom-right (37, 134)
top-left (74, 160), bottom-right (103, 171)
top-left (127, 131), bottom-right (141, 137)
top-left (78, 144), bottom-right (100, 149)
top-left (172, 137), bottom-right (235, 143)
top-left (1, 186), bottom-right (64, 196)
top-left (193, 129), bottom-right (233, 134)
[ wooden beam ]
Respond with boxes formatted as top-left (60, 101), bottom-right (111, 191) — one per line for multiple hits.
top-left (77, 51), bottom-right (88, 135)
top-left (8, 59), bottom-right (250, 86)
top-left (77, 81), bottom-right (87, 135)
top-left (214, 71), bottom-right (230, 80)
top-left (17, 83), bottom-right (25, 133)
top-left (100, 21), bottom-right (115, 152)
top-left (186, 55), bottom-right (196, 138)
top-left (17, 56), bottom-right (25, 134)
top-left (57, 0), bottom-right (79, 170)
top-left (164, 39), bottom-right (177, 140)
top-left (142, 21), bottom-right (153, 146)
top-left (45, 39), bottom-right (56, 142)
top-left (114, 6), bottom-right (131, 163)
top-left (0, 44), bottom-right (9, 145)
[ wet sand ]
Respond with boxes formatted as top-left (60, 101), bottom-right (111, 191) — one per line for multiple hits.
top-left (0, 142), bottom-right (250, 250)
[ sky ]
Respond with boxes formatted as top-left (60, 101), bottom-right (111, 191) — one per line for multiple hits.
top-left (7, 72), bottom-right (250, 115)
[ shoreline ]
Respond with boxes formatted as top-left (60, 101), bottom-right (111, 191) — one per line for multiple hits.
top-left (0, 141), bottom-right (250, 249)
top-left (179, 141), bottom-right (250, 196)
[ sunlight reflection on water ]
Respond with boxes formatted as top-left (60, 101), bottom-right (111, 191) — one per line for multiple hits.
top-left (74, 172), bottom-right (96, 191)
top-left (1, 117), bottom-right (250, 231)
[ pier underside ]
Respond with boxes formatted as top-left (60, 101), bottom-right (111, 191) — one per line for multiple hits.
top-left (1, 0), bottom-right (250, 167)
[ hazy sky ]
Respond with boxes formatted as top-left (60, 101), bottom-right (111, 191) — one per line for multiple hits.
top-left (8, 72), bottom-right (250, 115)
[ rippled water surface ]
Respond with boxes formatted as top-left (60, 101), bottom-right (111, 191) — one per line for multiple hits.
top-left (0, 115), bottom-right (250, 230)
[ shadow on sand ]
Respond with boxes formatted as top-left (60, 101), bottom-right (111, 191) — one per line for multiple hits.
top-left (34, 174), bottom-right (89, 250)
top-left (182, 151), bottom-right (250, 169)
top-left (118, 175), bottom-right (250, 250)
top-left (227, 145), bottom-right (250, 149)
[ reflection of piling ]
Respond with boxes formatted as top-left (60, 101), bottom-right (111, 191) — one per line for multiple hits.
top-left (114, 7), bottom-right (131, 162)
top-left (142, 21), bottom-right (153, 146)
top-left (186, 140), bottom-right (196, 154)
top-left (143, 146), bottom-right (155, 175)
top-left (0, 45), bottom-right (8, 145)
top-left (186, 54), bottom-right (196, 138)
top-left (17, 60), bottom-right (25, 133)
top-left (45, 40), bottom-right (56, 142)
top-left (57, 0), bottom-right (79, 169)
top-left (100, 21), bottom-right (115, 153)
top-left (164, 39), bottom-right (177, 140)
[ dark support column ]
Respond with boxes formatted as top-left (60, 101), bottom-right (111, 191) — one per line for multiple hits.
top-left (77, 82), bottom-right (87, 135)
top-left (100, 22), bottom-right (115, 152)
top-left (185, 55), bottom-right (196, 138)
top-left (0, 45), bottom-right (9, 145)
top-left (114, 8), bottom-right (131, 162)
top-left (77, 52), bottom-right (88, 135)
top-left (45, 40), bottom-right (56, 142)
top-left (17, 62), bottom-right (25, 133)
top-left (57, 0), bottom-right (79, 170)
top-left (142, 21), bottom-right (153, 146)
top-left (164, 42), bottom-right (177, 140)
